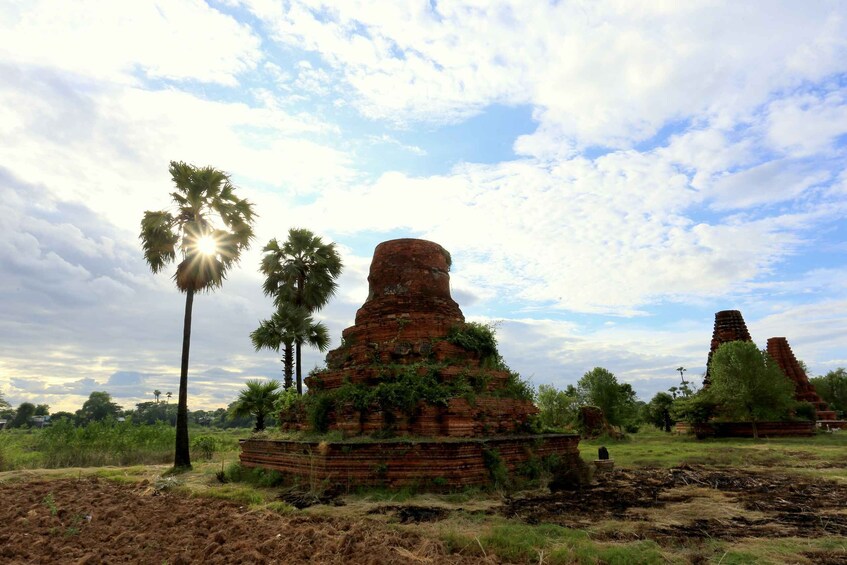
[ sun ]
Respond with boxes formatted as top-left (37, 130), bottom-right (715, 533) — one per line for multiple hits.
top-left (196, 235), bottom-right (217, 256)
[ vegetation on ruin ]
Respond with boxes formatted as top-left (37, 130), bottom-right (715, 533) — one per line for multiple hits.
top-left (446, 321), bottom-right (500, 365)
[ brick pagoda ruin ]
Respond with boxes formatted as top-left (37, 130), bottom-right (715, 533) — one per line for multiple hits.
top-left (696, 309), bottom-right (844, 436)
top-left (766, 337), bottom-right (840, 424)
top-left (240, 239), bottom-right (582, 487)
top-left (703, 309), bottom-right (753, 386)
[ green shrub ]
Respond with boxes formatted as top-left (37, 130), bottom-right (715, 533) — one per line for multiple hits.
top-left (482, 448), bottom-right (508, 487)
top-left (793, 401), bottom-right (817, 422)
top-left (191, 435), bottom-right (218, 460)
top-left (447, 322), bottom-right (499, 364)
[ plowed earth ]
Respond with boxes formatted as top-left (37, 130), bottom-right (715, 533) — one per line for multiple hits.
top-left (2, 464), bottom-right (845, 564)
top-left (0, 478), bottom-right (472, 564)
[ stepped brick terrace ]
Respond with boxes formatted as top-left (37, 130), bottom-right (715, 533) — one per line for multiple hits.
top-left (240, 239), bottom-right (581, 487)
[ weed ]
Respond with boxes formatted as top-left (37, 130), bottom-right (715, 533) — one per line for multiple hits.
top-left (42, 492), bottom-right (58, 516)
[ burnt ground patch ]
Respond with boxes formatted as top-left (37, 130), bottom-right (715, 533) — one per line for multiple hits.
top-left (502, 464), bottom-right (847, 542)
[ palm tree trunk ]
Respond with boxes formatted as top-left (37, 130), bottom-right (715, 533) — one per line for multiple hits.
top-left (283, 343), bottom-right (294, 391)
top-left (174, 288), bottom-right (194, 469)
top-left (295, 341), bottom-right (303, 395)
top-left (255, 412), bottom-right (265, 432)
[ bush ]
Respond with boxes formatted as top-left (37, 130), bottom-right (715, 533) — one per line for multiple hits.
top-left (191, 435), bottom-right (218, 460)
top-left (447, 322), bottom-right (499, 364)
top-left (793, 401), bottom-right (817, 422)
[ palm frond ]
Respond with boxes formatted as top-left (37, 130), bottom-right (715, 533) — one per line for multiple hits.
top-left (139, 211), bottom-right (177, 273)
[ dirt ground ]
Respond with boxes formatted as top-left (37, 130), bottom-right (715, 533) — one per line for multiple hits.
top-left (0, 477), bottom-right (473, 564)
top-left (1, 464), bottom-right (846, 564)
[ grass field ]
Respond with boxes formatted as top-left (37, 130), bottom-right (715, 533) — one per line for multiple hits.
top-left (2, 425), bottom-right (845, 564)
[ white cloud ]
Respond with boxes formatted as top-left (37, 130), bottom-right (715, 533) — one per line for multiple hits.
top-left (245, 1), bottom-right (847, 149)
top-left (0, 0), bottom-right (262, 85)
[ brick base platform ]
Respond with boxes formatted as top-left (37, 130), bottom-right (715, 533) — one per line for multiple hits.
top-left (239, 434), bottom-right (581, 488)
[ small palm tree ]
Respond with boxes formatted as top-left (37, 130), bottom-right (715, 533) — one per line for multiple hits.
top-left (153, 390), bottom-right (161, 404)
top-left (166, 391), bottom-right (172, 403)
top-left (251, 304), bottom-right (330, 390)
top-left (230, 379), bottom-right (283, 431)
top-left (259, 229), bottom-right (342, 394)
top-left (140, 161), bottom-right (255, 469)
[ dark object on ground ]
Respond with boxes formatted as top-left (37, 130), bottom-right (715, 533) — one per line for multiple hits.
top-left (598, 446), bottom-right (609, 460)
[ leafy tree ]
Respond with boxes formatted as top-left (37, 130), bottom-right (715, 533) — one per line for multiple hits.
top-left (536, 384), bottom-right (576, 430)
top-left (708, 341), bottom-right (795, 438)
top-left (10, 402), bottom-right (36, 428)
top-left (251, 304), bottom-right (330, 390)
top-left (0, 392), bottom-right (13, 420)
top-left (811, 368), bottom-right (847, 417)
top-left (576, 367), bottom-right (639, 429)
top-left (140, 161), bottom-right (255, 469)
top-left (153, 389), bottom-right (161, 404)
top-left (76, 392), bottom-right (122, 423)
top-left (645, 392), bottom-right (675, 432)
top-left (34, 404), bottom-right (50, 416)
top-left (259, 229), bottom-right (342, 394)
top-left (131, 401), bottom-right (176, 425)
top-left (50, 411), bottom-right (75, 423)
top-left (230, 380), bottom-right (283, 431)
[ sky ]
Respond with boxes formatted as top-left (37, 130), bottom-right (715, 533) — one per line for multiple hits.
top-left (1, 0), bottom-right (846, 413)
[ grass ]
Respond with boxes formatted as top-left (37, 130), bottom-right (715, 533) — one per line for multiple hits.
top-left (581, 426), bottom-right (847, 479)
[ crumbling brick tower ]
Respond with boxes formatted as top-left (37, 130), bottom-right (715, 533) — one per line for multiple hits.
top-left (703, 310), bottom-right (753, 386)
top-left (286, 238), bottom-right (538, 436)
top-left (766, 337), bottom-right (837, 421)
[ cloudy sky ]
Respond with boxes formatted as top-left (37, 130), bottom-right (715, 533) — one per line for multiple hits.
top-left (1, 1), bottom-right (846, 413)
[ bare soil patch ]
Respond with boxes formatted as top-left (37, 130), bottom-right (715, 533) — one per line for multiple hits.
top-left (503, 464), bottom-right (847, 542)
top-left (0, 478), bottom-right (473, 564)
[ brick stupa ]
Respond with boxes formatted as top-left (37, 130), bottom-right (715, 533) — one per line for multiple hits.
top-left (703, 309), bottom-right (753, 386)
top-left (766, 337), bottom-right (839, 422)
top-left (240, 239), bottom-right (580, 487)
top-left (292, 238), bottom-right (536, 436)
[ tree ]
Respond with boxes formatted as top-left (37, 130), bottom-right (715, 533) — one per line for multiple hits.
top-left (10, 402), bottom-right (36, 428)
top-left (645, 392), bottom-right (675, 432)
top-left (34, 404), bottom-right (50, 416)
top-left (811, 368), bottom-right (847, 417)
top-left (250, 304), bottom-right (330, 390)
top-left (676, 366), bottom-right (687, 384)
top-left (140, 161), bottom-right (255, 469)
top-left (166, 391), bottom-right (172, 404)
top-left (536, 384), bottom-right (576, 430)
top-left (0, 391), bottom-right (13, 420)
top-left (708, 341), bottom-right (795, 438)
top-left (77, 391), bottom-right (122, 423)
top-left (576, 367), bottom-right (639, 429)
top-left (259, 228), bottom-right (342, 394)
top-left (153, 390), bottom-right (161, 404)
top-left (229, 380), bottom-right (283, 431)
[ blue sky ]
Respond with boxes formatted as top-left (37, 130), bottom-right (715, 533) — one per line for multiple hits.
top-left (1, 1), bottom-right (845, 412)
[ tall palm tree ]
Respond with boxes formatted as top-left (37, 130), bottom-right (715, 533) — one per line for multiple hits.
top-left (259, 229), bottom-right (342, 394)
top-left (230, 379), bottom-right (283, 431)
top-left (166, 391), bottom-right (172, 403)
top-left (251, 304), bottom-right (331, 390)
top-left (140, 161), bottom-right (255, 469)
top-left (153, 389), bottom-right (161, 404)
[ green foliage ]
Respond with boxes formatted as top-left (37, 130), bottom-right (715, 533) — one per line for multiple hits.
top-left (447, 322), bottom-right (499, 364)
top-left (497, 370), bottom-right (536, 403)
top-left (645, 392), bottom-right (676, 431)
top-left (671, 393), bottom-right (718, 424)
top-left (810, 367), bottom-right (847, 417)
top-left (576, 368), bottom-right (640, 429)
top-left (229, 379), bottom-right (283, 431)
top-left (536, 384), bottom-right (576, 430)
top-left (482, 448), bottom-right (509, 487)
top-left (792, 401), bottom-right (816, 422)
top-left (709, 342), bottom-right (796, 435)
top-left (76, 392), bottom-right (122, 424)
top-left (190, 435), bottom-right (218, 460)
top-left (308, 395), bottom-right (335, 433)
top-left (34, 418), bottom-right (174, 467)
top-left (223, 462), bottom-right (285, 488)
top-left (10, 402), bottom-right (36, 428)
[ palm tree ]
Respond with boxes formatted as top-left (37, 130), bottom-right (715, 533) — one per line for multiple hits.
top-left (153, 389), bottom-right (161, 404)
top-left (140, 161), bottom-right (255, 469)
top-left (259, 229), bottom-right (342, 394)
top-left (251, 304), bottom-right (331, 390)
top-left (166, 391), bottom-right (172, 403)
top-left (230, 379), bottom-right (283, 431)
